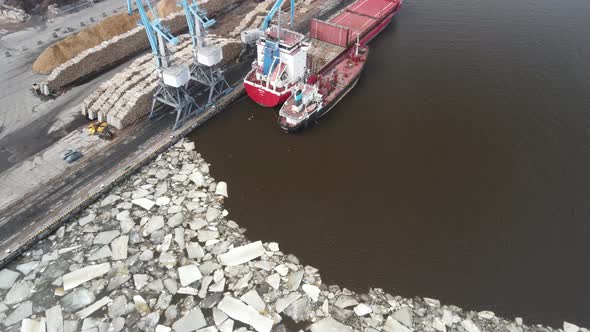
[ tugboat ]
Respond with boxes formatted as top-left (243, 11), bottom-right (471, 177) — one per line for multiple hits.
top-left (278, 41), bottom-right (368, 132)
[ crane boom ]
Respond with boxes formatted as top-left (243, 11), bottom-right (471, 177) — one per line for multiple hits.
top-left (179, 0), bottom-right (216, 49)
top-left (126, 0), bottom-right (198, 131)
top-left (126, 0), bottom-right (180, 68)
top-left (261, 0), bottom-right (295, 31)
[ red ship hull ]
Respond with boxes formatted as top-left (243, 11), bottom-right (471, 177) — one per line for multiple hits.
top-left (244, 80), bottom-right (292, 107)
top-left (244, 0), bottom-right (401, 108)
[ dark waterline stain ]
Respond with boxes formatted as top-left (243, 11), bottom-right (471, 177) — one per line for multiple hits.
top-left (191, 0), bottom-right (590, 327)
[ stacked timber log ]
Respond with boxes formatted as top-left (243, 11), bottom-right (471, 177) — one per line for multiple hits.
top-left (82, 37), bottom-right (241, 130)
top-left (38, 0), bottom-right (240, 95)
top-left (228, 0), bottom-right (275, 38)
top-left (0, 4), bottom-right (29, 22)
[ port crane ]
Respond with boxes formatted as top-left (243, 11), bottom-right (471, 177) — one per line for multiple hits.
top-left (261, 0), bottom-right (295, 31)
top-left (241, 0), bottom-right (296, 45)
top-left (126, 0), bottom-right (198, 130)
top-left (179, 0), bottom-right (231, 106)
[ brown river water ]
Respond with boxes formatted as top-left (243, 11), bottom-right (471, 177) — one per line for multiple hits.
top-left (190, 0), bottom-right (590, 327)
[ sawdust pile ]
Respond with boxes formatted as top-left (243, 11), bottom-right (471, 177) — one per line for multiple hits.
top-left (32, 0), bottom-right (182, 74)
top-left (155, 0), bottom-right (180, 18)
top-left (32, 12), bottom-right (139, 74)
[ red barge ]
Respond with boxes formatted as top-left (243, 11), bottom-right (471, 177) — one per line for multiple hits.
top-left (244, 0), bottom-right (402, 118)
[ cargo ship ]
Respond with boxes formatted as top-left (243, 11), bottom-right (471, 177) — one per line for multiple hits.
top-left (244, 0), bottom-right (401, 115)
top-left (278, 0), bottom-right (402, 131)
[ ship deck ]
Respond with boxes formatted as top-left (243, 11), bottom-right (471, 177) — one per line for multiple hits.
top-left (307, 39), bottom-right (346, 73)
top-left (347, 0), bottom-right (399, 19)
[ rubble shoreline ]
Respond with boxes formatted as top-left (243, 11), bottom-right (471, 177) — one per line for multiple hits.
top-left (0, 140), bottom-right (586, 332)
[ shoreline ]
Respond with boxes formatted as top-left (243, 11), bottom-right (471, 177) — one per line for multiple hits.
top-left (0, 139), bottom-right (585, 332)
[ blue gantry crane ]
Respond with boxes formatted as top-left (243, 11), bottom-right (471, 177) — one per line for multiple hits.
top-left (179, 0), bottom-right (231, 106)
top-left (261, 0), bottom-right (295, 31)
top-left (126, 0), bottom-right (198, 130)
top-left (241, 0), bottom-right (296, 45)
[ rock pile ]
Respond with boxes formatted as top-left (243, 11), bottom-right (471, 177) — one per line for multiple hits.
top-left (0, 139), bottom-right (586, 332)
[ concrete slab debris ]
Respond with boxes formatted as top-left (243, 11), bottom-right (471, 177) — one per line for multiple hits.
top-left (45, 304), bottom-right (64, 332)
top-left (384, 316), bottom-right (411, 332)
top-left (218, 296), bottom-right (274, 332)
top-left (0, 268), bottom-right (19, 289)
top-left (62, 263), bottom-right (110, 290)
top-left (218, 241), bottom-right (265, 266)
top-left (132, 198), bottom-right (156, 210)
top-left (15, 262), bottom-right (39, 275)
top-left (275, 292), bottom-right (302, 313)
top-left (20, 318), bottom-right (46, 332)
top-left (240, 289), bottom-right (266, 312)
top-left (172, 308), bottom-right (206, 332)
top-left (310, 317), bottom-right (353, 332)
top-left (76, 296), bottom-right (112, 319)
top-left (3, 301), bottom-right (32, 326)
top-left (4, 281), bottom-right (33, 304)
top-left (93, 230), bottom-right (120, 245)
top-left (302, 284), bottom-right (320, 302)
top-left (178, 264), bottom-right (202, 286)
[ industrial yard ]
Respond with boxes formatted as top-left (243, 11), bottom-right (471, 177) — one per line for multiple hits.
top-left (0, 0), bottom-right (589, 331)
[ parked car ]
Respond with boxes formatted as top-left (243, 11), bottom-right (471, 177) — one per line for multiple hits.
top-left (63, 149), bottom-right (82, 164)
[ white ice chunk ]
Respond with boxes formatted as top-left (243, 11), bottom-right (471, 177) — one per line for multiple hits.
top-left (134, 274), bottom-right (149, 290)
top-left (45, 305), bottom-right (63, 332)
top-left (62, 263), bottom-right (110, 290)
top-left (178, 265), bottom-right (203, 287)
top-left (215, 182), bottom-right (228, 197)
top-left (384, 317), bottom-right (411, 332)
top-left (218, 241), bottom-right (265, 266)
top-left (275, 293), bottom-right (301, 313)
top-left (177, 287), bottom-right (199, 295)
top-left (93, 230), bottom-right (120, 245)
top-left (460, 320), bottom-right (481, 332)
top-left (310, 317), bottom-right (352, 332)
top-left (142, 216), bottom-right (165, 235)
top-left (240, 290), bottom-right (266, 312)
top-left (156, 325), bottom-right (172, 332)
top-left (16, 261), bottom-right (39, 275)
top-left (564, 322), bottom-right (580, 332)
top-left (156, 325), bottom-right (171, 332)
top-left (354, 303), bottom-right (372, 316)
top-left (218, 296), bottom-right (273, 332)
top-left (20, 318), bottom-right (46, 332)
top-left (111, 236), bottom-right (129, 260)
top-left (0, 269), bottom-right (19, 289)
top-left (132, 198), bottom-right (156, 210)
top-left (76, 296), bottom-right (112, 319)
top-left (302, 284), bottom-right (320, 302)
top-left (265, 273), bottom-right (280, 290)
top-left (172, 308), bottom-right (206, 332)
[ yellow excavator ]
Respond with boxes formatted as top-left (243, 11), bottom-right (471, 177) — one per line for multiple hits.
top-left (87, 122), bottom-right (113, 139)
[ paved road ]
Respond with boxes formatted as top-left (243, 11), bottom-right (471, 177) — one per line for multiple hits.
top-left (0, 0), bottom-right (134, 172)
